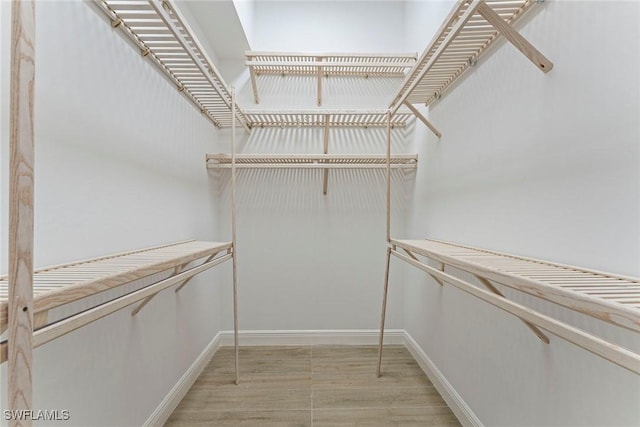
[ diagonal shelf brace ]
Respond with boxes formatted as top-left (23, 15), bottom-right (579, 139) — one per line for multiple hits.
top-left (398, 245), bottom-right (549, 343)
top-left (388, 249), bottom-right (640, 375)
top-left (249, 65), bottom-right (260, 104)
top-left (175, 253), bottom-right (220, 293)
top-left (477, 1), bottom-right (553, 73)
top-left (0, 253), bottom-right (235, 365)
top-left (131, 251), bottom-right (220, 316)
top-left (131, 262), bottom-right (188, 316)
top-left (402, 248), bottom-right (445, 287)
top-left (403, 102), bottom-right (442, 138)
top-left (473, 274), bottom-right (550, 343)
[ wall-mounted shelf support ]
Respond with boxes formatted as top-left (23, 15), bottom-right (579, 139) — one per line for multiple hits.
top-left (206, 153), bottom-right (417, 195)
top-left (476, 1), bottom-right (553, 73)
top-left (389, 0), bottom-right (554, 138)
top-left (243, 109), bottom-right (414, 128)
top-left (0, 241), bottom-right (233, 362)
top-left (131, 262), bottom-right (188, 316)
top-left (378, 239), bottom-right (640, 377)
top-left (246, 52), bottom-right (417, 106)
top-left (403, 102), bottom-right (441, 138)
top-left (206, 154), bottom-right (418, 169)
top-left (94, 0), bottom-right (250, 131)
top-left (474, 274), bottom-right (550, 343)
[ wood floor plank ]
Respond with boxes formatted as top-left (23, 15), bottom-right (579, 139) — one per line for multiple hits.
top-left (312, 352), bottom-right (431, 389)
top-left (312, 386), bottom-right (446, 409)
top-left (166, 345), bottom-right (460, 426)
top-left (204, 347), bottom-right (311, 376)
top-left (313, 357), bottom-right (425, 375)
top-left (176, 387), bottom-right (311, 411)
top-left (166, 409), bottom-right (311, 427)
top-left (193, 373), bottom-right (312, 390)
top-left (313, 344), bottom-right (410, 360)
top-left (312, 369), bottom-right (432, 389)
top-left (313, 407), bottom-right (460, 426)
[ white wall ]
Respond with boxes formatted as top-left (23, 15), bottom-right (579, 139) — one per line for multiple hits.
top-left (214, 0), bottom-right (413, 334)
top-left (403, 0), bottom-right (456, 53)
top-left (1, 2), bottom-right (227, 425)
top-left (213, 77), bottom-right (413, 333)
top-left (252, 0), bottom-right (405, 52)
top-left (403, 1), bottom-right (640, 425)
top-left (233, 0), bottom-right (255, 48)
top-left (2, 1), bottom-right (638, 426)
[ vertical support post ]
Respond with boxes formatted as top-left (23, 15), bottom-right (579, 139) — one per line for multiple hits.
top-left (322, 114), bottom-right (329, 195)
top-left (9, 1), bottom-right (36, 425)
top-left (376, 247), bottom-right (392, 378)
top-left (317, 56), bottom-right (323, 106)
top-left (385, 110), bottom-right (391, 243)
top-left (231, 89), bottom-right (240, 385)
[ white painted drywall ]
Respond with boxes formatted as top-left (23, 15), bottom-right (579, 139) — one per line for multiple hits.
top-left (206, 0), bottom-right (413, 334)
top-left (402, 1), bottom-right (640, 425)
top-left (0, 2), bottom-right (228, 426)
top-left (251, 0), bottom-right (405, 52)
top-left (403, 0), bottom-right (456, 54)
top-left (2, 1), bottom-right (638, 425)
top-left (233, 0), bottom-right (255, 48)
top-left (212, 76), bottom-right (412, 333)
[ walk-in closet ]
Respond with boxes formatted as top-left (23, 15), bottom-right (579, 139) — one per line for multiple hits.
top-left (1, 0), bottom-right (638, 426)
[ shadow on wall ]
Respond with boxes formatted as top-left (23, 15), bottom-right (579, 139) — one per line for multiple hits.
top-left (210, 168), bottom-right (414, 214)
top-left (207, 123), bottom-right (417, 215)
top-left (235, 121), bottom-right (416, 153)
top-left (38, 0), bottom-right (215, 189)
top-left (239, 74), bottom-right (406, 108)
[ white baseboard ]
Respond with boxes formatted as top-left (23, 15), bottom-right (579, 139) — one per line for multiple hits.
top-left (144, 332), bottom-right (223, 427)
top-left (217, 328), bottom-right (405, 346)
top-left (402, 331), bottom-right (483, 427)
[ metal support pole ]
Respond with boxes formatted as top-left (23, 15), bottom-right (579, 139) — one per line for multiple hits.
top-left (376, 247), bottom-right (392, 378)
top-left (231, 88), bottom-right (240, 385)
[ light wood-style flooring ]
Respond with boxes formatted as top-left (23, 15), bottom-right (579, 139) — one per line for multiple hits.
top-left (166, 345), bottom-right (461, 426)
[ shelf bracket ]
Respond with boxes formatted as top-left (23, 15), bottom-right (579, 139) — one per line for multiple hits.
top-left (473, 274), bottom-right (550, 343)
top-left (395, 245), bottom-right (549, 343)
top-left (131, 262), bottom-right (187, 316)
top-left (403, 101), bottom-right (442, 138)
top-left (385, 248), bottom-right (640, 375)
top-left (477, 1), bottom-right (553, 73)
top-left (402, 248), bottom-right (445, 286)
top-left (317, 57), bottom-right (323, 106)
top-left (249, 65), bottom-right (259, 104)
top-left (131, 252), bottom-right (218, 316)
top-left (175, 253), bottom-right (217, 293)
